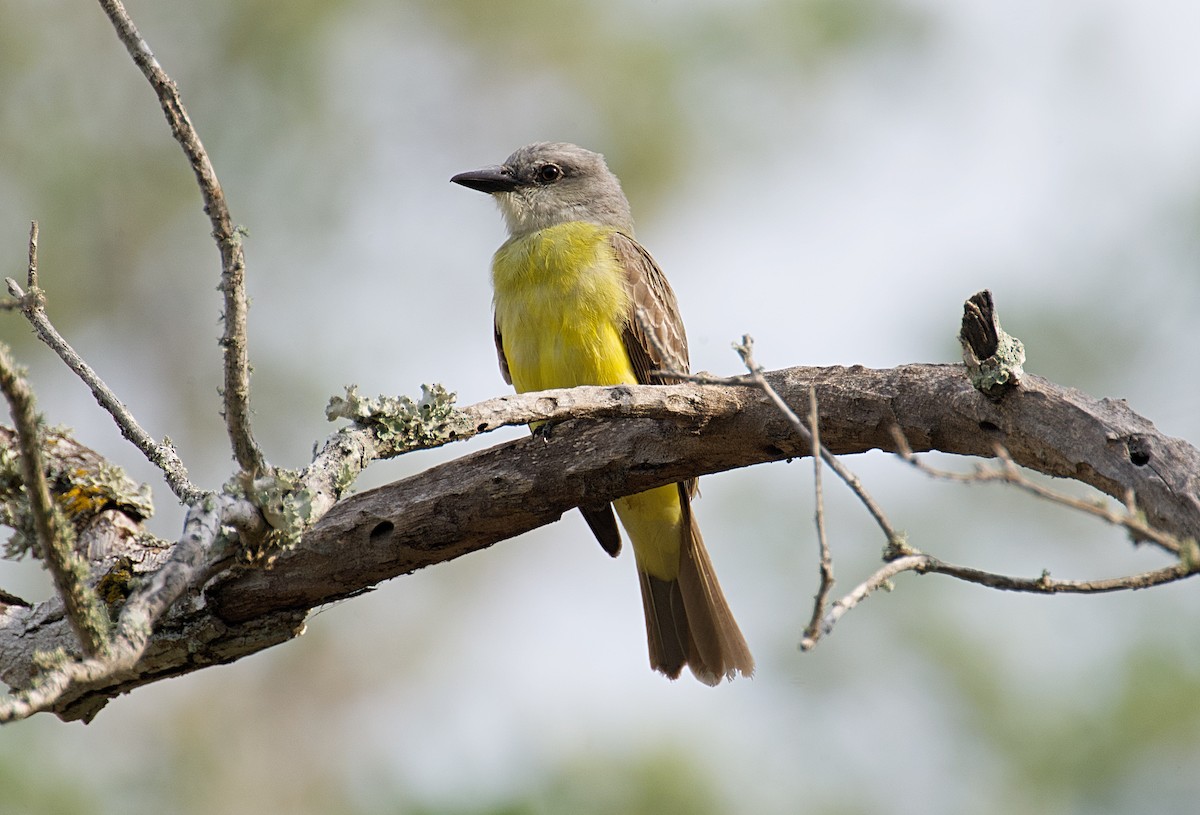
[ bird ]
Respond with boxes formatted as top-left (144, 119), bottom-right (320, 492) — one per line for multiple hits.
top-left (451, 142), bottom-right (753, 684)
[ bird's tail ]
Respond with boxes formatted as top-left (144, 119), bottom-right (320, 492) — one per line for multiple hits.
top-left (636, 484), bottom-right (754, 685)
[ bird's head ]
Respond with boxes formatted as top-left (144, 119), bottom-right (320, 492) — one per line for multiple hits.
top-left (451, 142), bottom-right (634, 238)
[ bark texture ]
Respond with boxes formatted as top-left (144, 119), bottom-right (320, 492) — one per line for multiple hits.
top-left (3, 363), bottom-right (1198, 720)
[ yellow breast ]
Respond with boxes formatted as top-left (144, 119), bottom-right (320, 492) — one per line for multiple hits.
top-left (492, 222), bottom-right (637, 393)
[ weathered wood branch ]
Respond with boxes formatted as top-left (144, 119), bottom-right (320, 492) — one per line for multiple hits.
top-left (3, 362), bottom-right (1198, 719)
top-left (210, 363), bottom-right (1200, 621)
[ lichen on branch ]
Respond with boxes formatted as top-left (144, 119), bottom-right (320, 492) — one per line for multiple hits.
top-left (325, 384), bottom-right (471, 455)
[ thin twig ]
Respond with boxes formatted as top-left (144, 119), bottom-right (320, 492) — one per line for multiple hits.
top-left (732, 335), bottom-right (902, 546)
top-left (817, 555), bottom-right (919, 638)
top-left (814, 552), bottom-right (1199, 643)
top-left (6, 276), bottom-right (200, 504)
top-left (0, 343), bottom-right (109, 657)
top-left (797, 426), bottom-right (1200, 645)
top-left (96, 0), bottom-right (264, 474)
top-left (889, 427), bottom-right (1184, 556)
top-left (800, 384), bottom-right (835, 650)
top-left (656, 338), bottom-right (902, 546)
top-left (918, 554), bottom-right (1197, 594)
top-left (27, 220), bottom-right (39, 288)
top-left (0, 223), bottom-right (38, 311)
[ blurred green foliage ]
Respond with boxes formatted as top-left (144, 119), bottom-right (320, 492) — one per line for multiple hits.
top-left (398, 751), bottom-right (725, 815)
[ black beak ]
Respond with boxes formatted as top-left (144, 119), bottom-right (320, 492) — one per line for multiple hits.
top-left (450, 164), bottom-right (519, 194)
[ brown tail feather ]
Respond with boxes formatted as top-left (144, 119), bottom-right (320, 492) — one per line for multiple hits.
top-left (635, 485), bottom-right (754, 685)
top-left (638, 571), bottom-right (690, 679)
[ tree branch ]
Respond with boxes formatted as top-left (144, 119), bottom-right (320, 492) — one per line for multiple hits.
top-left (891, 430), bottom-right (1185, 556)
top-left (801, 385), bottom-right (835, 649)
top-left (4, 363), bottom-right (1199, 720)
top-left (0, 490), bottom-right (264, 723)
top-left (207, 364), bottom-right (1200, 622)
top-left (0, 347), bottom-right (109, 657)
top-left (812, 553), bottom-right (1198, 644)
top-left (679, 338), bottom-right (901, 545)
top-left (95, 0), bottom-right (263, 474)
top-left (5, 273), bottom-right (199, 505)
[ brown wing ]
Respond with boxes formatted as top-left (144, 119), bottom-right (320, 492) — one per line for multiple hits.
top-left (609, 232), bottom-right (690, 386)
top-left (586, 234), bottom-right (686, 558)
top-left (494, 318), bottom-right (512, 386)
top-left (610, 232), bottom-right (698, 499)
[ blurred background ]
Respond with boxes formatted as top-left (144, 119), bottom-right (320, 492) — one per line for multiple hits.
top-left (3, 0), bottom-right (1200, 813)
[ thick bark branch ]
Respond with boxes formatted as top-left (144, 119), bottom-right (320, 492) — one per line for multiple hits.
top-left (207, 363), bottom-right (1200, 621)
top-left (4, 363), bottom-right (1198, 719)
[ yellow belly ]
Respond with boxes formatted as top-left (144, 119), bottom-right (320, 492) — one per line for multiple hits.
top-left (614, 485), bottom-right (683, 578)
top-left (492, 222), bottom-right (636, 392)
top-left (491, 221), bottom-right (681, 581)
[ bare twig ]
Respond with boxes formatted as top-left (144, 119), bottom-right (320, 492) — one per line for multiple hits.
top-left (1, 223), bottom-right (37, 311)
top-left (0, 344), bottom-right (109, 657)
top-left (889, 428), bottom-right (1184, 556)
top-left (815, 555), bottom-right (918, 638)
top-left (6, 275), bottom-right (199, 505)
top-left (657, 336), bottom-right (903, 547)
top-left (96, 0), bottom-right (264, 475)
top-left (800, 385), bottom-right (835, 650)
top-left (793, 426), bottom-right (1200, 645)
top-left (27, 220), bottom-right (38, 289)
top-left (813, 552), bottom-right (1199, 643)
top-left (917, 553), bottom-right (1197, 594)
top-left (731, 335), bottom-right (901, 546)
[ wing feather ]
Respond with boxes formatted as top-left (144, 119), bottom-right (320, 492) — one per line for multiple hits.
top-left (610, 232), bottom-right (698, 497)
top-left (494, 318), bottom-right (512, 386)
top-left (609, 232), bottom-right (689, 385)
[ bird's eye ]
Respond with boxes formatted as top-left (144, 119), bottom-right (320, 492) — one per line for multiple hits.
top-left (537, 164), bottom-right (563, 183)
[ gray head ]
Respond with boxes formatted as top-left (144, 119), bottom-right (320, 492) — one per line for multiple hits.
top-left (451, 142), bottom-right (634, 238)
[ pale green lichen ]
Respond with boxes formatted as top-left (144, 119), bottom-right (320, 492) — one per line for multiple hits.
top-left (226, 468), bottom-right (318, 565)
top-left (56, 461), bottom-right (153, 522)
top-left (960, 312), bottom-right (1027, 396)
top-left (30, 646), bottom-right (71, 675)
top-left (332, 460), bottom-right (358, 497)
top-left (883, 531), bottom-right (912, 560)
top-left (325, 384), bottom-right (469, 452)
top-left (224, 384), bottom-right (467, 566)
top-left (0, 444), bottom-right (27, 557)
top-left (966, 330), bottom-right (1026, 394)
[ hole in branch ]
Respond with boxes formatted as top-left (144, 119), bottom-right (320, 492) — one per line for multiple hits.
top-left (1126, 436), bottom-right (1152, 467)
top-left (978, 420), bottom-right (1001, 434)
top-left (369, 520), bottom-right (395, 541)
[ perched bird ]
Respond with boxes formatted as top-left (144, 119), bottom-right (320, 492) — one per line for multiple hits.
top-left (452, 143), bottom-right (753, 684)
